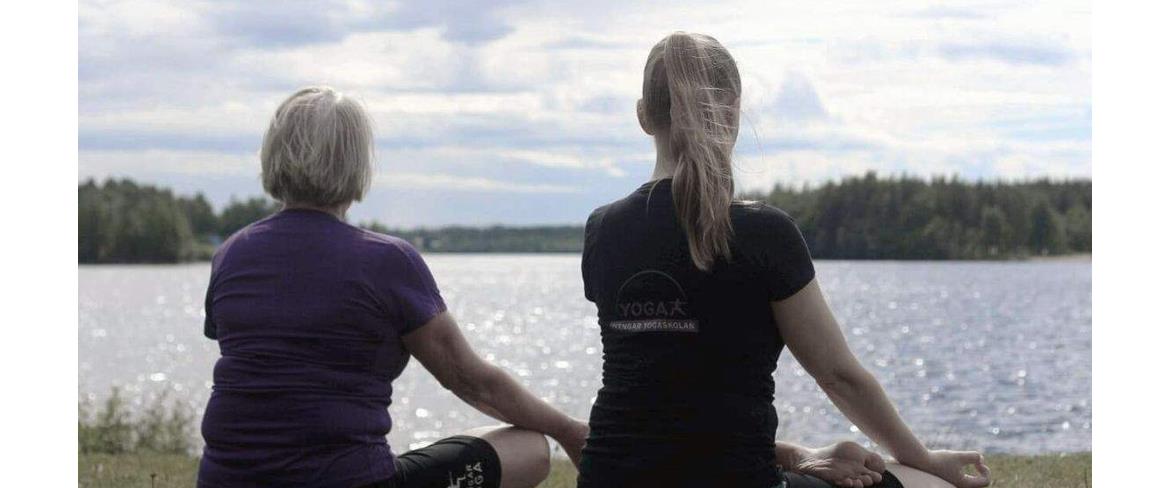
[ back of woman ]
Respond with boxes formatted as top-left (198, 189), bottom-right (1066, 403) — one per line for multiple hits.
top-left (579, 31), bottom-right (992, 488)
top-left (198, 86), bottom-right (588, 488)
top-left (577, 32), bottom-right (815, 487)
top-left (580, 182), bottom-right (814, 487)
top-left (200, 209), bottom-right (442, 487)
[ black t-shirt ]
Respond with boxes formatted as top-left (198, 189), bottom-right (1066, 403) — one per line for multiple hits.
top-left (578, 179), bottom-right (815, 488)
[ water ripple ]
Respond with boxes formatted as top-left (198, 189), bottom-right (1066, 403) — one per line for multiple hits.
top-left (78, 257), bottom-right (1091, 454)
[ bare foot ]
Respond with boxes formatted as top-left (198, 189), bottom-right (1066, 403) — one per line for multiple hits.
top-left (788, 441), bottom-right (888, 488)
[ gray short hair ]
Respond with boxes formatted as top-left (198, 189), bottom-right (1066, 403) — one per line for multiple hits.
top-left (260, 86), bottom-right (374, 207)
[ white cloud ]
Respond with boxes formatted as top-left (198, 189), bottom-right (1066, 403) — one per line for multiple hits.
top-left (78, 0), bottom-right (1091, 223)
top-left (79, 149), bottom-right (258, 178)
top-left (497, 149), bottom-right (627, 177)
top-left (365, 91), bottom-right (544, 116)
top-left (375, 172), bottom-right (581, 193)
top-left (231, 29), bottom-right (465, 90)
top-left (80, 102), bottom-right (270, 136)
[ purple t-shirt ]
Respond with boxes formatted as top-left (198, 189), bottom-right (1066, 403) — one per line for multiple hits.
top-left (197, 209), bottom-right (446, 488)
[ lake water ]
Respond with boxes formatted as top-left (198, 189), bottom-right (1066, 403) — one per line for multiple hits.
top-left (79, 255), bottom-right (1091, 454)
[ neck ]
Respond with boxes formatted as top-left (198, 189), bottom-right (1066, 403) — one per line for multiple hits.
top-left (283, 202), bottom-right (349, 220)
top-left (649, 135), bottom-right (676, 180)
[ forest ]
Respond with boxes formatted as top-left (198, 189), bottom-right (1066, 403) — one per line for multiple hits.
top-left (750, 172), bottom-right (1091, 260)
top-left (78, 179), bottom-right (279, 263)
top-left (78, 173), bottom-right (1090, 263)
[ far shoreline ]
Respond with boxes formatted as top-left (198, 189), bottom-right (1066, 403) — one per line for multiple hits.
top-left (1026, 253), bottom-right (1092, 262)
top-left (78, 252), bottom-right (1094, 266)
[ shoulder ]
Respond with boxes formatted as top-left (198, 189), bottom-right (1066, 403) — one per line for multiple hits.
top-left (210, 217), bottom-right (271, 270)
top-left (731, 200), bottom-right (802, 236)
top-left (586, 203), bottom-right (615, 230)
top-left (352, 228), bottom-right (440, 285)
top-left (587, 190), bottom-right (645, 229)
top-left (735, 202), bottom-right (816, 300)
top-left (584, 200), bottom-right (623, 247)
top-left (730, 200), bottom-right (811, 261)
top-left (354, 227), bottom-right (426, 262)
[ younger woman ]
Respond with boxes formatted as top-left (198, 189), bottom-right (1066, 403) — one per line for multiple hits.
top-left (577, 32), bottom-right (993, 488)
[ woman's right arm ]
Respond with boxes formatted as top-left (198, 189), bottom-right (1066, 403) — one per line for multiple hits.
top-left (402, 311), bottom-right (589, 466)
top-left (771, 278), bottom-right (991, 488)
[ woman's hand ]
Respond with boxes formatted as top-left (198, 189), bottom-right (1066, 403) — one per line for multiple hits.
top-left (920, 450), bottom-right (991, 488)
top-left (553, 419), bottom-right (589, 468)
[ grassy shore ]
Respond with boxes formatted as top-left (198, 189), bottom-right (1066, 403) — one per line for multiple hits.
top-left (79, 390), bottom-right (1090, 486)
top-left (79, 452), bottom-right (1092, 488)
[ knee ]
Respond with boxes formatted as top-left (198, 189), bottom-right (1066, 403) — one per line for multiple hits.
top-left (472, 426), bottom-right (550, 488)
top-left (521, 430), bottom-right (551, 480)
top-left (507, 428), bottom-right (552, 484)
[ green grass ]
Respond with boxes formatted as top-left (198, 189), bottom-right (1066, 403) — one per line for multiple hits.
top-left (981, 453), bottom-right (1092, 488)
top-left (78, 453), bottom-right (1091, 487)
top-left (79, 388), bottom-right (196, 456)
top-left (79, 453), bottom-right (197, 488)
top-left (78, 389), bottom-right (1091, 487)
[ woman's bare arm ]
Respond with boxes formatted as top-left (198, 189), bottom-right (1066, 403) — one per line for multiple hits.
top-left (772, 279), bottom-right (990, 488)
top-left (403, 312), bottom-right (589, 466)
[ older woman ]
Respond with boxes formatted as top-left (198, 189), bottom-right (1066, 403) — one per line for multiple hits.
top-left (197, 86), bottom-right (589, 488)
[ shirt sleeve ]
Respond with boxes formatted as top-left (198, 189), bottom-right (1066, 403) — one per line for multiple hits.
top-left (387, 241), bottom-right (447, 335)
top-left (203, 252), bottom-right (222, 340)
top-left (203, 284), bottom-right (217, 340)
top-left (582, 207), bottom-right (606, 303)
top-left (760, 209), bottom-right (816, 302)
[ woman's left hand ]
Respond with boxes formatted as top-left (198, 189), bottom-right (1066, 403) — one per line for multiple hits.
top-left (918, 450), bottom-right (991, 488)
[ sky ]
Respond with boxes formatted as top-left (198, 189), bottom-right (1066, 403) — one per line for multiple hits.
top-left (78, 0), bottom-right (1091, 227)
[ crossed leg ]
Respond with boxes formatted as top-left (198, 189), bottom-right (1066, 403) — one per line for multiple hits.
top-left (782, 441), bottom-right (957, 488)
top-left (427, 428), bottom-right (955, 488)
top-left (461, 425), bottom-right (551, 488)
top-left (883, 464), bottom-right (955, 488)
top-left (376, 425), bottom-right (549, 488)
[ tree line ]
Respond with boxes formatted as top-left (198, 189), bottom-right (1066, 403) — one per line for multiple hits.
top-left (361, 222), bottom-right (584, 253)
top-left (749, 172), bottom-right (1090, 259)
top-left (78, 174), bottom-right (1090, 263)
top-left (79, 179), bottom-right (279, 263)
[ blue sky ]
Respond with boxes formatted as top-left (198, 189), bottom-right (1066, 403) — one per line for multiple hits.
top-left (78, 0), bottom-right (1091, 226)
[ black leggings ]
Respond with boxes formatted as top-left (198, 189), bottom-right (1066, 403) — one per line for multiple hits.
top-left (358, 436), bottom-right (903, 488)
top-left (359, 435), bottom-right (502, 488)
top-left (780, 470), bottom-right (904, 488)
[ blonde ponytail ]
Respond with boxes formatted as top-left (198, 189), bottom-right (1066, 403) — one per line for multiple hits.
top-left (643, 32), bottom-right (741, 270)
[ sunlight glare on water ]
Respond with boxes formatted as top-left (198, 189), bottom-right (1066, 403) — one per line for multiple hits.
top-left (78, 255), bottom-right (1091, 454)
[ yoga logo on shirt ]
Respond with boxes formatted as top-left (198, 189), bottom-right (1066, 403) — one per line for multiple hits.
top-left (609, 269), bottom-right (699, 333)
